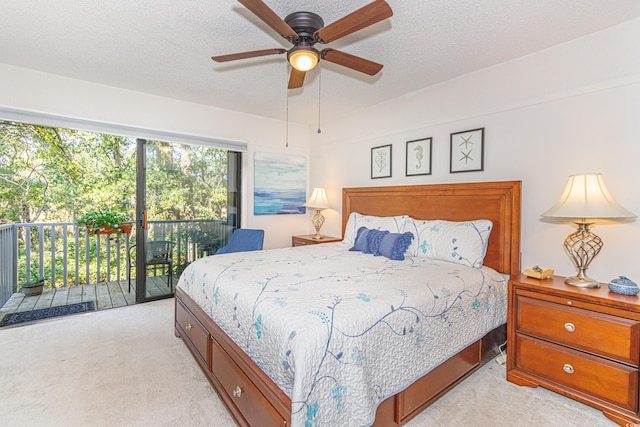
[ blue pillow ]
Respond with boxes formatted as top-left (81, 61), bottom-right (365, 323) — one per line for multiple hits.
top-left (349, 226), bottom-right (371, 252)
top-left (375, 232), bottom-right (414, 261)
top-left (364, 229), bottom-right (389, 254)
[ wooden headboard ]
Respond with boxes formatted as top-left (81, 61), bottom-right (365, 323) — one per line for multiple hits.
top-left (342, 181), bottom-right (521, 275)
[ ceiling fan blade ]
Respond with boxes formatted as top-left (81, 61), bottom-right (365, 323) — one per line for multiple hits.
top-left (314, 0), bottom-right (393, 43)
top-left (238, 0), bottom-right (298, 39)
top-left (321, 49), bottom-right (383, 76)
top-left (211, 48), bottom-right (286, 62)
top-left (288, 68), bottom-right (306, 89)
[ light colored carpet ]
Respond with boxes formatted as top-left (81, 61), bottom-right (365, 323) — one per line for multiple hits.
top-left (0, 299), bottom-right (615, 427)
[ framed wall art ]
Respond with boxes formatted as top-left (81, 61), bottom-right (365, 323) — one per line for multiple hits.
top-left (406, 137), bottom-right (432, 176)
top-left (371, 144), bottom-right (392, 179)
top-left (450, 128), bottom-right (484, 173)
top-left (254, 152), bottom-right (306, 215)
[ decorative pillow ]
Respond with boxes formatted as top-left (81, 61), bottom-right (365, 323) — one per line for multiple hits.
top-left (404, 219), bottom-right (493, 268)
top-left (349, 226), bottom-right (371, 252)
top-left (343, 212), bottom-right (411, 244)
top-left (375, 232), bottom-right (414, 261)
top-left (363, 229), bottom-right (389, 254)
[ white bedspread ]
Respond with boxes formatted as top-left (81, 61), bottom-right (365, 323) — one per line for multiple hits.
top-left (177, 242), bottom-right (507, 427)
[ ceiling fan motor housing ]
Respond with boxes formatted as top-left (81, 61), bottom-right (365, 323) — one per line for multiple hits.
top-left (284, 11), bottom-right (324, 42)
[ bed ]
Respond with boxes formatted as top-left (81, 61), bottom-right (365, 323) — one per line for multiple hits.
top-left (174, 181), bottom-right (521, 426)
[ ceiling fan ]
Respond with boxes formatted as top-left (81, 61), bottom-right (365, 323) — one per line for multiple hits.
top-left (211, 0), bottom-right (393, 89)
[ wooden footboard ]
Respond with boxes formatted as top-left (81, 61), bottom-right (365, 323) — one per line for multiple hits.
top-left (176, 287), bottom-right (506, 427)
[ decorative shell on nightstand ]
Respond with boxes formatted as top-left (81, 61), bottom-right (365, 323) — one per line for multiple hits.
top-left (608, 276), bottom-right (639, 296)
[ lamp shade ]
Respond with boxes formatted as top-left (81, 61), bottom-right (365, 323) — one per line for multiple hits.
top-left (541, 173), bottom-right (636, 219)
top-left (288, 49), bottom-right (319, 72)
top-left (304, 188), bottom-right (331, 210)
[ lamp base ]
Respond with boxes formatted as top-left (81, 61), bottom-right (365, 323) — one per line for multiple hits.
top-left (564, 275), bottom-right (601, 288)
top-left (562, 222), bottom-right (603, 289)
top-left (311, 209), bottom-right (326, 241)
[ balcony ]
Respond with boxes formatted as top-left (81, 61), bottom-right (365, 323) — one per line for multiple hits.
top-left (0, 219), bottom-right (232, 319)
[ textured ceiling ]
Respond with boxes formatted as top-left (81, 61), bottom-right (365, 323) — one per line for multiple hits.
top-left (1, 1), bottom-right (640, 126)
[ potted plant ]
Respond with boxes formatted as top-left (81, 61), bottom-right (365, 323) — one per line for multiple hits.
top-left (76, 207), bottom-right (133, 235)
top-left (21, 277), bottom-right (45, 296)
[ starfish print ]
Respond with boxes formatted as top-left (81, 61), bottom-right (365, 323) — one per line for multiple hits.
top-left (459, 134), bottom-right (474, 148)
top-left (459, 150), bottom-right (473, 164)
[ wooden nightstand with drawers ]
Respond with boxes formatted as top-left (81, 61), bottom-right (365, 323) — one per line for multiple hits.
top-left (291, 234), bottom-right (341, 247)
top-left (507, 274), bottom-right (640, 426)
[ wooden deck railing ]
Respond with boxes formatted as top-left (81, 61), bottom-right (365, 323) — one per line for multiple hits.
top-left (0, 219), bottom-right (233, 307)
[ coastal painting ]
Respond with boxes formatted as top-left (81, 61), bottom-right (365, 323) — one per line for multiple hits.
top-left (254, 152), bottom-right (306, 215)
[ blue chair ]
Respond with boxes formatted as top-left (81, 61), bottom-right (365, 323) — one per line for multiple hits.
top-left (216, 229), bottom-right (264, 254)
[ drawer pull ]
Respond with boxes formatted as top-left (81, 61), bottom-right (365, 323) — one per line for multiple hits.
top-left (185, 323), bottom-right (192, 331)
top-left (563, 364), bottom-right (574, 374)
top-left (233, 386), bottom-right (243, 397)
top-left (564, 322), bottom-right (576, 333)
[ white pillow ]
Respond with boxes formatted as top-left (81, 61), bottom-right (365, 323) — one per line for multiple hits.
top-left (343, 212), bottom-right (411, 244)
top-left (404, 219), bottom-right (493, 268)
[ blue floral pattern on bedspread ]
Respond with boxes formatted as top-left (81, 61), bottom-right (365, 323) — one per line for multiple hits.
top-left (177, 242), bottom-right (507, 427)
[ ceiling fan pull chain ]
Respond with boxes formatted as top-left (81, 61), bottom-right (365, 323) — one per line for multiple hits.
top-left (286, 66), bottom-right (289, 148)
top-left (317, 69), bottom-right (322, 134)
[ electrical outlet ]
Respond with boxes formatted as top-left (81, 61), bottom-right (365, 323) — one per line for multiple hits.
top-left (495, 354), bottom-right (507, 365)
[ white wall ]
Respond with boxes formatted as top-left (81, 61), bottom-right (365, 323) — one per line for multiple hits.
top-left (2, 18), bottom-right (639, 279)
top-left (0, 63), bottom-right (312, 249)
top-left (310, 18), bottom-right (640, 283)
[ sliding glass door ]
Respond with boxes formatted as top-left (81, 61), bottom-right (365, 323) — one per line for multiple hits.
top-left (134, 139), bottom-right (241, 303)
top-left (0, 113), bottom-right (245, 308)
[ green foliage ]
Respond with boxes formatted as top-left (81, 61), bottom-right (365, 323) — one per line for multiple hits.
top-left (1, 120), bottom-right (236, 288)
top-left (22, 277), bottom-right (45, 287)
top-left (75, 207), bottom-right (132, 233)
top-left (0, 121), bottom-right (231, 224)
top-left (0, 121), bottom-right (136, 224)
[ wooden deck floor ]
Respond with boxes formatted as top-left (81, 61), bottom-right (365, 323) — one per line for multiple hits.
top-left (0, 275), bottom-right (173, 324)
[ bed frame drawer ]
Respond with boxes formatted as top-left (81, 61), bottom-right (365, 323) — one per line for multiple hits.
top-left (400, 340), bottom-right (480, 421)
top-left (210, 336), bottom-right (286, 427)
top-left (515, 334), bottom-right (639, 411)
top-left (176, 299), bottom-right (210, 368)
top-left (516, 294), bottom-right (640, 366)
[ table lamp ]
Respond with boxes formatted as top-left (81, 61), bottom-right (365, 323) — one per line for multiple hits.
top-left (541, 173), bottom-right (636, 288)
top-left (304, 187), bottom-right (331, 240)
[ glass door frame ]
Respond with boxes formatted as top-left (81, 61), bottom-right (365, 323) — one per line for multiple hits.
top-left (134, 139), bottom-right (242, 304)
top-left (134, 138), bottom-right (172, 303)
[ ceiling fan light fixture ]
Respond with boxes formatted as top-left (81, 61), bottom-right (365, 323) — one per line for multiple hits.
top-left (212, 1), bottom-right (393, 88)
top-left (288, 49), bottom-right (319, 72)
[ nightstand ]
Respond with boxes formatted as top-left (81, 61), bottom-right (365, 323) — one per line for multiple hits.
top-left (291, 234), bottom-right (341, 247)
top-left (507, 274), bottom-right (640, 426)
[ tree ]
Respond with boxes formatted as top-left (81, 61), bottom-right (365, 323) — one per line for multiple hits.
top-left (0, 121), bottom-right (231, 224)
top-left (1, 120), bottom-right (234, 287)
top-left (0, 121), bottom-right (136, 224)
